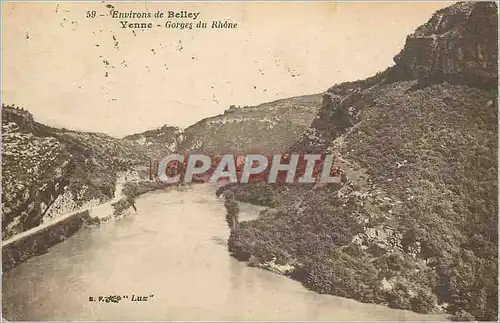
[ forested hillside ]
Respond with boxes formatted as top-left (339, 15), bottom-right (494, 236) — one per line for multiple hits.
top-left (223, 2), bottom-right (498, 321)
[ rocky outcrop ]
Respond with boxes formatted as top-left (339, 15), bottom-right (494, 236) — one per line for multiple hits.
top-left (1, 105), bottom-right (149, 240)
top-left (290, 69), bottom-right (389, 154)
top-left (390, 2), bottom-right (497, 86)
top-left (290, 92), bottom-right (360, 153)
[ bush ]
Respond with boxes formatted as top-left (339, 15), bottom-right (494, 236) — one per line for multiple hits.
top-left (451, 310), bottom-right (476, 321)
top-left (411, 289), bottom-right (438, 313)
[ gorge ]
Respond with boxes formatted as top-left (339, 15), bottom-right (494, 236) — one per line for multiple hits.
top-left (2, 1), bottom-right (498, 321)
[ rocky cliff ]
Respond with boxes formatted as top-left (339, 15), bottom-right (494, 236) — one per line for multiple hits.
top-left (390, 2), bottom-right (497, 86)
top-left (2, 105), bottom-right (149, 240)
top-left (225, 2), bottom-right (498, 321)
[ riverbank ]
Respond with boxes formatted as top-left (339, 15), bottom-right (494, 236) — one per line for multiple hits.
top-left (1, 179), bottom-right (180, 272)
top-left (2, 209), bottom-right (95, 271)
top-left (3, 184), bottom-right (449, 321)
top-left (218, 185), bottom-right (451, 320)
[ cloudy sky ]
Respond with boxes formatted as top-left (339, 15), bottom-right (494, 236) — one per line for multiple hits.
top-left (2, 1), bottom-right (451, 137)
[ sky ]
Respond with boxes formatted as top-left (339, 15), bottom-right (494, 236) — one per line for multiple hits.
top-left (2, 1), bottom-right (453, 137)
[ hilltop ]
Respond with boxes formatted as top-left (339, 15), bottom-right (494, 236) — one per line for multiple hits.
top-left (123, 124), bottom-right (183, 159)
top-left (128, 94), bottom-right (322, 157)
top-left (178, 94), bottom-right (323, 155)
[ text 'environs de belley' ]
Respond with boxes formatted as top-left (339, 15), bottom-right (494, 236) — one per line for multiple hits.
top-left (110, 10), bottom-right (238, 29)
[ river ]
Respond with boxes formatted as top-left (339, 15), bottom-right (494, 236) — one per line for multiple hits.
top-left (2, 185), bottom-right (448, 321)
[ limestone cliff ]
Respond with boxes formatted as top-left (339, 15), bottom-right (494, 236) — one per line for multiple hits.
top-left (390, 2), bottom-right (497, 85)
top-left (2, 105), bottom-right (149, 240)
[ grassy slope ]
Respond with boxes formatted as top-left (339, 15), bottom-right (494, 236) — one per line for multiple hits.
top-left (178, 94), bottom-right (323, 154)
top-left (123, 124), bottom-right (183, 159)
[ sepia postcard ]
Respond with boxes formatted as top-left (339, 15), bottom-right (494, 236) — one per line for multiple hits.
top-left (1, 1), bottom-right (498, 321)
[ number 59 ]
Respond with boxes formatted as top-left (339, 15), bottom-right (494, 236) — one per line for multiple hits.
top-left (86, 10), bottom-right (96, 18)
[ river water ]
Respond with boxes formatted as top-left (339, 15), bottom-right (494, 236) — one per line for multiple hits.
top-left (2, 185), bottom-right (447, 321)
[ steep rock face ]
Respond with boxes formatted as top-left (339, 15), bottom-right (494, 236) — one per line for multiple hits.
top-left (294, 2), bottom-right (498, 156)
top-left (291, 71), bottom-right (388, 153)
top-left (2, 106), bottom-right (149, 240)
top-left (391, 2), bottom-right (497, 84)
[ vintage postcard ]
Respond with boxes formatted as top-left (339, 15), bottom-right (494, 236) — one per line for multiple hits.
top-left (1, 1), bottom-right (498, 321)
